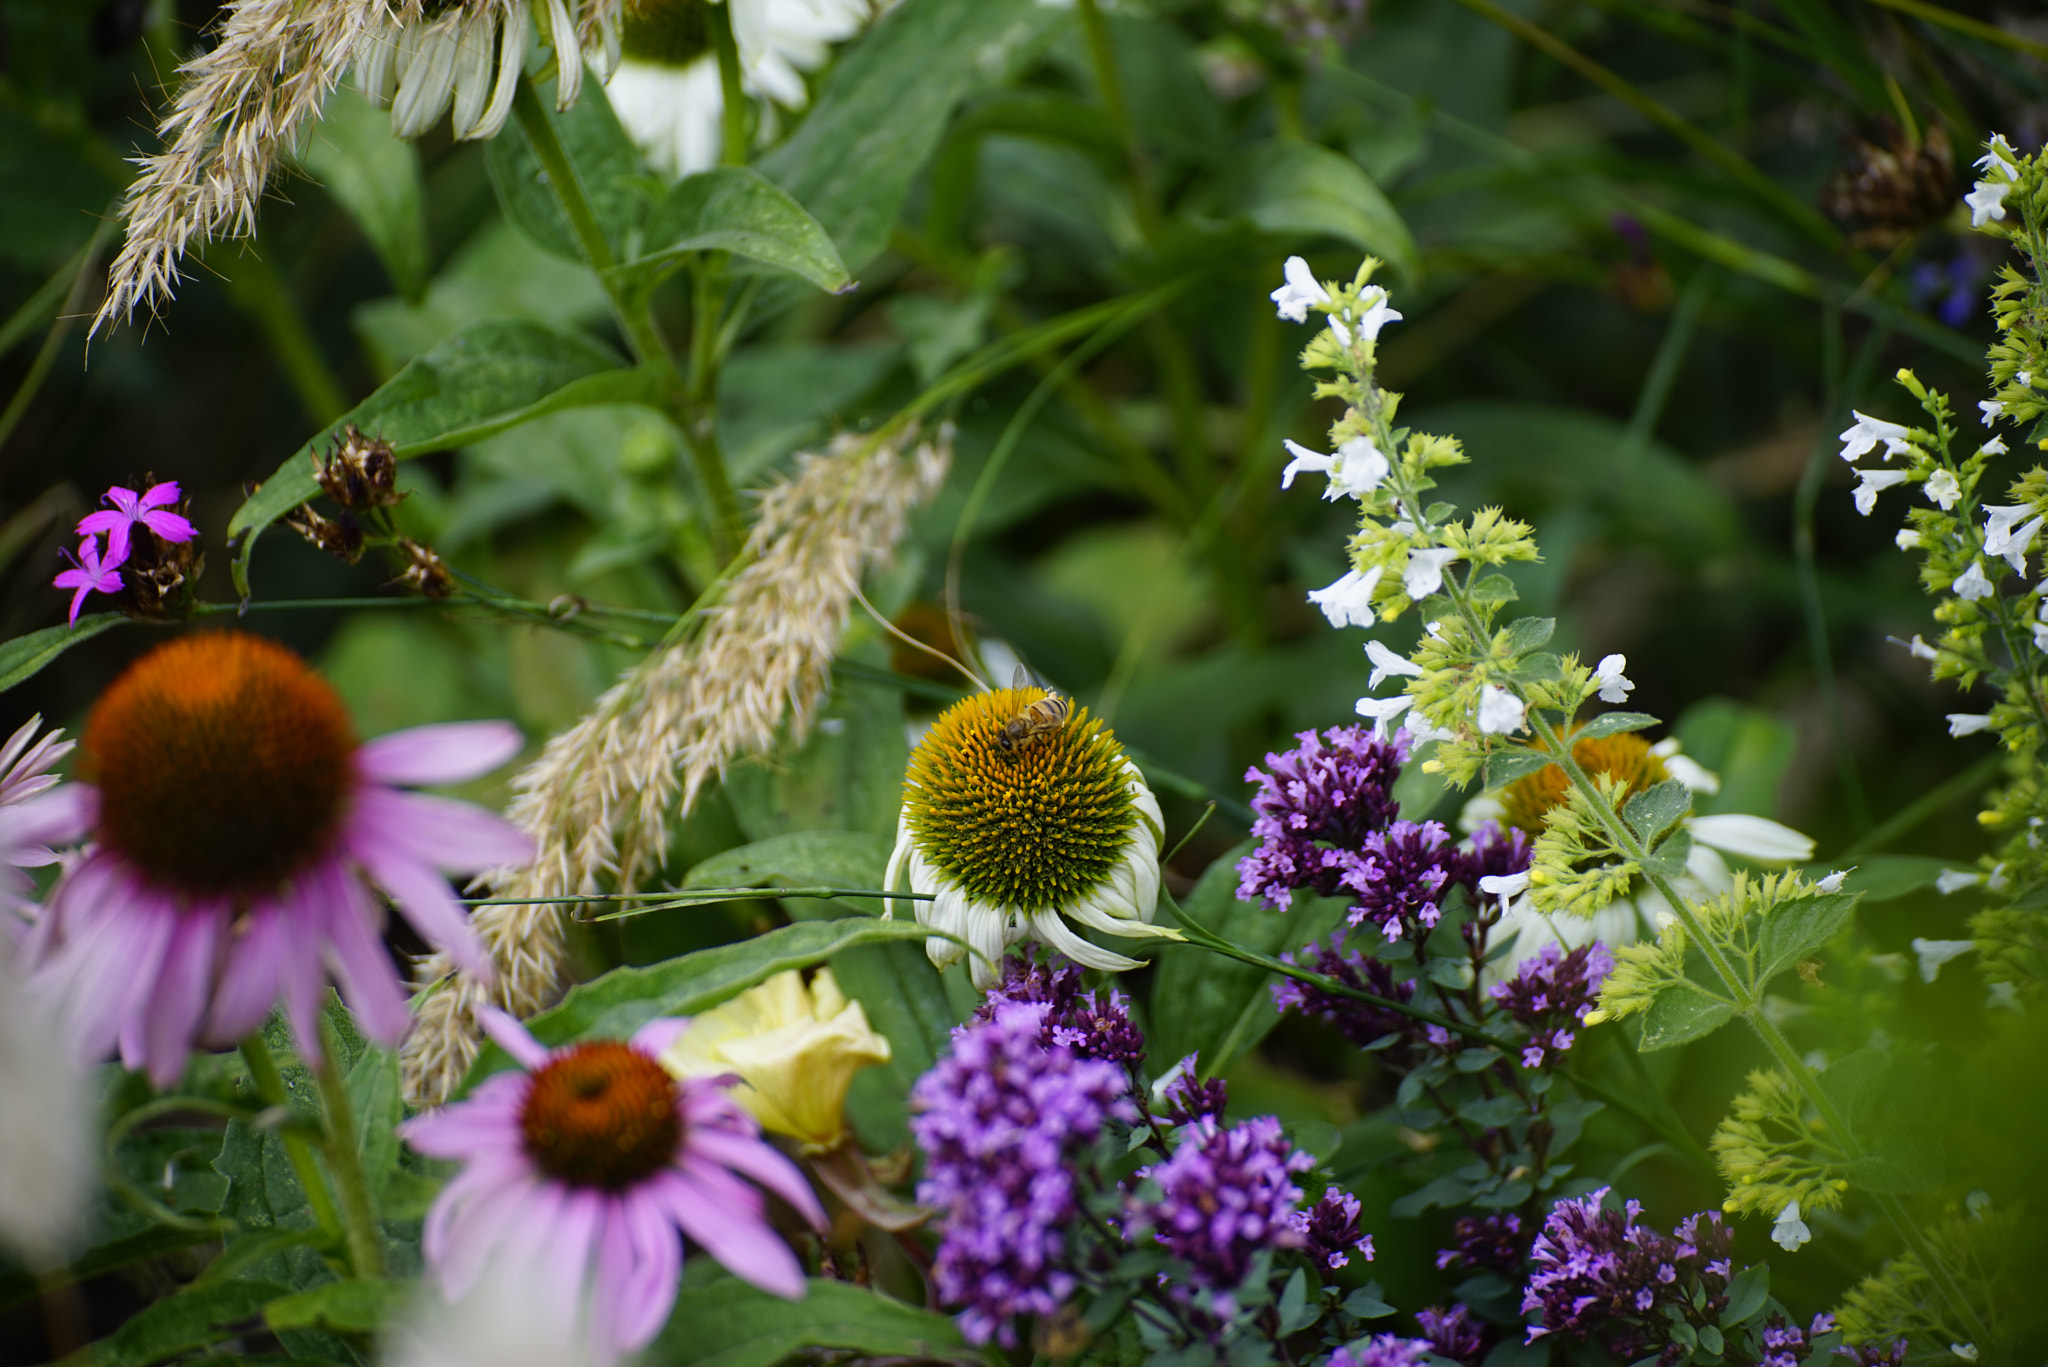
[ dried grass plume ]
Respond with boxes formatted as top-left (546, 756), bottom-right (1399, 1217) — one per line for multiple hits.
top-left (400, 424), bottom-right (953, 1106)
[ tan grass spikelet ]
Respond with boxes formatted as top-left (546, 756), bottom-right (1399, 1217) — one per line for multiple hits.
top-left (399, 424), bottom-right (952, 1106)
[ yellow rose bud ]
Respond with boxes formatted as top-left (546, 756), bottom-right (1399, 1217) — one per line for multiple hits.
top-left (659, 968), bottom-right (891, 1152)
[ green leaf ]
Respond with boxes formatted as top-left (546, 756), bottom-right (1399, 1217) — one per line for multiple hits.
top-left (1501, 616), bottom-right (1556, 655)
top-left (651, 1275), bottom-right (976, 1367)
top-left (92, 1276), bottom-right (289, 1367)
top-left (1818, 1048), bottom-right (1890, 1128)
top-left (264, 1277), bottom-right (404, 1334)
top-left (228, 321), bottom-right (651, 541)
top-left (757, 0), bottom-right (1046, 275)
top-left (465, 918), bottom-right (942, 1084)
top-left (1845, 1122), bottom-right (1943, 1195)
top-left (1149, 844), bottom-right (1349, 1076)
top-left (1623, 779), bottom-right (1693, 846)
top-left (346, 1046), bottom-right (402, 1198)
top-left (0, 612), bottom-right (126, 695)
top-left (1755, 892), bottom-right (1857, 988)
top-left (1484, 747), bottom-right (1554, 788)
top-left (629, 166), bottom-right (851, 294)
top-left (1639, 827), bottom-right (1693, 881)
top-left (1636, 980), bottom-right (1736, 1051)
top-left (296, 87), bottom-right (427, 301)
top-left (1576, 711), bottom-right (1659, 740)
top-left (485, 76), bottom-right (647, 264)
top-left (684, 830), bottom-right (893, 896)
top-left (1343, 1284), bottom-right (1396, 1319)
top-left (1225, 138), bottom-right (1419, 282)
top-left (1460, 1095), bottom-right (1524, 1127)
top-left (1720, 1262), bottom-right (1769, 1326)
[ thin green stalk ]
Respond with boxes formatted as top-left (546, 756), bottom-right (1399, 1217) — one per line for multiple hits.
top-left (712, 7), bottom-right (749, 166)
top-left (221, 247), bottom-right (349, 427)
top-left (1860, 0), bottom-right (2048, 60)
top-left (313, 1019), bottom-right (387, 1279)
top-left (1450, 0), bottom-right (1843, 251)
top-left (0, 245), bottom-right (82, 357)
top-left (510, 76), bottom-right (741, 558)
top-left (1074, 0), bottom-right (1159, 238)
top-left (0, 212), bottom-right (115, 453)
top-left (1618, 264), bottom-right (1717, 475)
top-left (1833, 753), bottom-right (2003, 861)
top-left (239, 1036), bottom-right (345, 1249)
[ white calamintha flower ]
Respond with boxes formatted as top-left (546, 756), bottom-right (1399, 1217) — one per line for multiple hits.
top-left (1592, 654), bottom-right (1634, 704)
top-left (1354, 693), bottom-right (1415, 737)
top-left (1270, 256), bottom-right (1331, 323)
top-left (1984, 506), bottom-right (2044, 574)
top-left (1350, 285), bottom-right (1403, 342)
top-left (1966, 178), bottom-right (2012, 227)
top-left (1905, 634), bottom-right (1938, 661)
top-left (1852, 468), bottom-right (1909, 515)
top-left (1837, 410), bottom-right (1913, 461)
top-left (1402, 547), bottom-right (1461, 600)
top-left (1946, 713), bottom-right (1995, 738)
top-left (1982, 436), bottom-right (2010, 457)
top-left (1952, 561), bottom-right (1995, 600)
top-left (1281, 436), bottom-right (1388, 498)
top-left (1307, 567), bottom-right (1383, 629)
top-left (1911, 937), bottom-right (1976, 983)
top-left (1772, 1201), bottom-right (1812, 1252)
top-left (1479, 870), bottom-right (1531, 904)
top-left (1365, 639), bottom-right (1424, 689)
top-left (1976, 135), bottom-right (2020, 181)
top-left (1816, 869), bottom-right (1851, 893)
top-left (1980, 399), bottom-right (2005, 426)
top-left (1924, 468), bottom-right (1962, 510)
top-left (1476, 684), bottom-right (1527, 735)
top-left (1896, 528), bottom-right (1923, 550)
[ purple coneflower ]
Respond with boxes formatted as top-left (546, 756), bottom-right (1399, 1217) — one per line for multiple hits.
top-left (23, 631), bottom-right (529, 1085)
top-left (403, 1008), bottom-right (825, 1363)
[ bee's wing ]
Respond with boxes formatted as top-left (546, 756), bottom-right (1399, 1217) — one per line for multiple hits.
top-left (1012, 663), bottom-right (1031, 690)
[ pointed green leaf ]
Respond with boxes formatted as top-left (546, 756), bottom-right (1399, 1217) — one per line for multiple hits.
top-left (1484, 747), bottom-right (1554, 788)
top-left (653, 1275), bottom-right (976, 1367)
top-left (0, 612), bottom-right (126, 695)
top-left (683, 831), bottom-right (892, 895)
top-left (1227, 138), bottom-right (1419, 282)
top-left (1720, 1263), bottom-right (1770, 1327)
top-left (1623, 779), bottom-right (1693, 846)
top-left (1756, 892), bottom-right (1857, 988)
top-left (1636, 979), bottom-right (1736, 1051)
top-left (264, 1277), bottom-right (404, 1334)
top-left (630, 166), bottom-right (850, 294)
top-left (1575, 711), bottom-right (1659, 740)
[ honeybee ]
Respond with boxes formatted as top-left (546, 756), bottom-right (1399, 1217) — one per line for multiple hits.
top-left (997, 665), bottom-right (1071, 757)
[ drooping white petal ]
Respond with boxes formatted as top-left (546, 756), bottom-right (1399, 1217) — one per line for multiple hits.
top-left (1851, 467), bottom-right (1908, 515)
top-left (1837, 410), bottom-right (1912, 462)
top-left (1910, 937), bottom-right (1976, 983)
top-left (1592, 654), bottom-right (1634, 704)
top-left (1476, 684), bottom-right (1526, 736)
top-left (1952, 561), bottom-right (1995, 601)
top-left (1307, 566), bottom-right (1382, 629)
top-left (1365, 639), bottom-right (1423, 689)
top-left (1771, 1201), bottom-right (1811, 1252)
top-left (1687, 814), bottom-right (1814, 863)
top-left (1966, 179), bottom-right (2012, 227)
top-left (1269, 256), bottom-right (1331, 323)
top-left (1354, 693), bottom-right (1414, 737)
top-left (1402, 547), bottom-right (1461, 601)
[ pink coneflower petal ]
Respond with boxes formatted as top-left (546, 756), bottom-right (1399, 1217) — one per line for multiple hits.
top-left (593, 1195), bottom-right (682, 1354)
top-left (432, 1162), bottom-right (541, 1299)
top-left (357, 721), bottom-right (523, 786)
top-left (349, 833), bottom-right (491, 980)
top-left (209, 905), bottom-right (290, 1044)
top-left (46, 880), bottom-right (175, 1063)
top-left (657, 1166), bottom-right (806, 1300)
top-left (477, 1007), bottom-right (552, 1071)
top-left (630, 1017), bottom-right (691, 1056)
top-left (277, 907), bottom-right (335, 1068)
top-left (353, 787), bottom-right (533, 874)
top-left (317, 862), bottom-right (412, 1046)
top-left (142, 913), bottom-right (221, 1087)
top-left (684, 1125), bottom-right (827, 1229)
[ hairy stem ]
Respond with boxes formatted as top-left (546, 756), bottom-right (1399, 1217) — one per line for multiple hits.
top-left (313, 1019), bottom-right (387, 1279)
top-left (239, 1035), bottom-right (345, 1250)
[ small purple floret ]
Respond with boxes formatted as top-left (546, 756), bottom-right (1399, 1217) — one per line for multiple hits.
top-left (1292, 1187), bottom-right (1374, 1270)
top-left (1130, 1115), bottom-right (1312, 1300)
top-left (1521, 1187), bottom-right (1733, 1360)
top-left (1328, 1334), bottom-right (1435, 1367)
top-left (1344, 819), bottom-right (1456, 937)
top-left (1237, 726), bottom-right (1405, 910)
top-left (1435, 1211), bottom-right (1526, 1272)
top-left (978, 947), bottom-right (1145, 1068)
top-left (1156, 1052), bottom-right (1229, 1126)
top-left (1416, 1304), bottom-right (1491, 1367)
top-left (1490, 941), bottom-right (1613, 1070)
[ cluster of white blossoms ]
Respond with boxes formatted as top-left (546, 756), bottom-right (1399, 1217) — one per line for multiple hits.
top-left (1967, 133), bottom-right (2021, 228)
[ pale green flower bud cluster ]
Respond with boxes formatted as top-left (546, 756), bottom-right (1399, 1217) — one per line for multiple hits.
top-left (1835, 1206), bottom-right (2015, 1351)
top-left (1709, 1066), bottom-right (1853, 1222)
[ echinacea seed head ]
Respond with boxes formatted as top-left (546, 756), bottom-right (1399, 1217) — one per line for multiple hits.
top-left (520, 1042), bottom-right (683, 1190)
top-left (81, 632), bottom-right (357, 900)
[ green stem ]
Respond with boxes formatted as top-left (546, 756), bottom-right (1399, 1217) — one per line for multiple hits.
top-left (0, 212), bottom-right (115, 453)
top-left (221, 247), bottom-right (349, 427)
top-left (313, 1020), bottom-right (387, 1279)
top-left (1074, 0), bottom-right (1159, 238)
top-left (712, 6), bottom-right (749, 166)
top-left (239, 1036), bottom-right (346, 1249)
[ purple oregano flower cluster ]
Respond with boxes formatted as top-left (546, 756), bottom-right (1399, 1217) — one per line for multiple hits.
top-left (52, 482), bottom-right (197, 625)
top-left (910, 1000), bottom-right (1134, 1346)
top-left (1238, 725), bottom-right (1407, 908)
top-left (1129, 1114), bottom-right (1316, 1309)
top-left (1523, 1186), bottom-right (1736, 1360)
top-left (1327, 1335), bottom-right (1436, 1367)
top-left (976, 945), bottom-right (1145, 1068)
top-left (1490, 941), bottom-right (1614, 1069)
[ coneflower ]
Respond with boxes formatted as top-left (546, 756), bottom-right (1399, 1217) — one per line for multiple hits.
top-left (401, 425), bottom-right (951, 1106)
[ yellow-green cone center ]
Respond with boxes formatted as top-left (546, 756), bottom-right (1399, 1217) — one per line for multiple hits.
top-left (621, 0), bottom-right (713, 67)
top-left (904, 687), bottom-right (1139, 911)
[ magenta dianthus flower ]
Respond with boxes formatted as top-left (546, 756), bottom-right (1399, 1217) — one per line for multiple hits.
top-left (78, 480), bottom-right (196, 566)
top-left (1130, 1115), bottom-right (1313, 1302)
top-left (51, 538), bottom-right (124, 626)
top-left (24, 632), bottom-right (531, 1086)
top-left (912, 1001), bottom-right (1134, 1346)
top-left (402, 1008), bottom-right (825, 1363)
top-left (1237, 726), bottom-right (1405, 910)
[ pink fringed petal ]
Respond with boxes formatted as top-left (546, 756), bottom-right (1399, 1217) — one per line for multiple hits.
top-left (141, 910), bottom-right (221, 1088)
top-left (350, 787), bottom-right (532, 874)
top-left (658, 1166), bottom-right (807, 1301)
top-left (356, 721), bottom-right (522, 787)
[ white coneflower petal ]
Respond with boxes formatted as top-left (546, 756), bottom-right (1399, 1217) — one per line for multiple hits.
top-left (449, 10), bottom-right (499, 138)
top-left (474, 2), bottom-right (527, 138)
top-left (544, 0), bottom-right (583, 108)
top-left (392, 12), bottom-right (463, 138)
top-left (356, 9), bottom-right (401, 105)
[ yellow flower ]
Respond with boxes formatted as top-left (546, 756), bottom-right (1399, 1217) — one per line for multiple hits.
top-left (658, 969), bottom-right (890, 1151)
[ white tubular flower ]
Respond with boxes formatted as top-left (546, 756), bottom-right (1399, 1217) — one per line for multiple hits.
top-left (1984, 507), bottom-right (2044, 574)
top-left (1772, 1201), bottom-right (1812, 1253)
top-left (1650, 737), bottom-right (1721, 794)
top-left (2034, 621), bottom-right (2048, 654)
top-left (1478, 870), bottom-right (1531, 906)
top-left (1952, 561), bottom-right (1996, 600)
top-left (659, 968), bottom-right (889, 1151)
top-left (1476, 684), bottom-right (1527, 735)
top-left (1688, 814), bottom-right (1814, 864)
top-left (1402, 547), bottom-right (1461, 600)
top-left (1951, 1345), bottom-right (1979, 1363)
top-left (1976, 136), bottom-right (2020, 181)
top-left (1308, 566), bottom-right (1383, 628)
top-left (1592, 654), bottom-right (1634, 704)
top-left (1281, 436), bottom-right (1389, 498)
top-left (1351, 285), bottom-right (1403, 341)
top-left (1936, 868), bottom-right (1985, 893)
top-left (0, 943), bottom-right (92, 1269)
top-left (2021, 371), bottom-right (2035, 388)
top-left (1365, 639), bottom-right (1424, 689)
top-left (1837, 411), bottom-right (1913, 461)
top-left (1897, 528), bottom-right (1923, 550)
top-left (1946, 713), bottom-right (1995, 738)
top-left (1910, 937), bottom-right (1976, 984)
top-left (607, 0), bottom-right (869, 178)
top-left (1270, 255), bottom-right (1331, 323)
top-left (1982, 436), bottom-right (2010, 457)
top-left (1966, 179), bottom-right (2012, 227)
top-left (1852, 468), bottom-right (1909, 515)
top-left (884, 679), bottom-right (1170, 989)
top-left (1980, 399), bottom-right (2005, 426)
top-left (1354, 693), bottom-right (1415, 737)
top-left (1924, 469), bottom-right (1962, 510)
top-left (1905, 634), bottom-right (1939, 661)
top-left (1327, 317), bottom-right (1353, 348)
